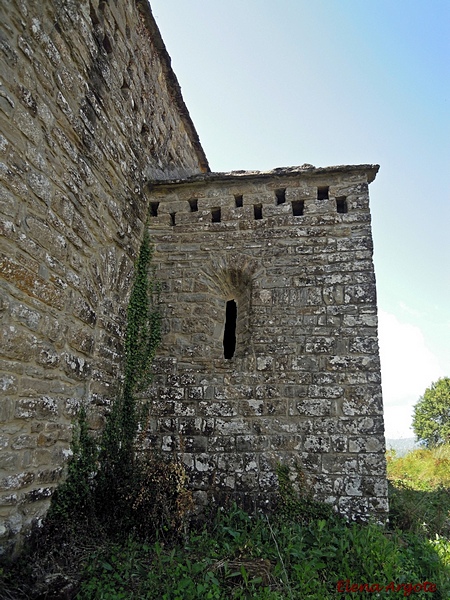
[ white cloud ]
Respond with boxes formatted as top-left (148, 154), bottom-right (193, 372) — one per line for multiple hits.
top-left (378, 309), bottom-right (444, 439)
top-left (398, 301), bottom-right (422, 318)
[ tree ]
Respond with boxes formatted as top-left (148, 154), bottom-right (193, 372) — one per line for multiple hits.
top-left (412, 377), bottom-right (450, 448)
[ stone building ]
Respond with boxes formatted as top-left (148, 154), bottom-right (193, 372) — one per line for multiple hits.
top-left (145, 166), bottom-right (387, 519)
top-left (0, 0), bottom-right (387, 556)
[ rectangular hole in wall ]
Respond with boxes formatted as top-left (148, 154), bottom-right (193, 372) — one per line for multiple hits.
top-left (234, 194), bottom-right (243, 208)
top-left (254, 204), bottom-right (263, 220)
top-left (317, 186), bottom-right (329, 200)
top-left (189, 198), bottom-right (198, 212)
top-left (211, 208), bottom-right (221, 223)
top-left (336, 196), bottom-right (348, 214)
top-left (291, 200), bottom-right (304, 216)
top-left (223, 299), bottom-right (237, 359)
top-left (150, 202), bottom-right (159, 217)
top-left (275, 188), bottom-right (286, 205)
top-left (170, 212), bottom-right (176, 226)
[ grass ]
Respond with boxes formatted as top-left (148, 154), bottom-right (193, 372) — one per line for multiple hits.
top-left (73, 508), bottom-right (450, 600)
top-left (1, 447), bottom-right (449, 599)
top-left (387, 444), bottom-right (450, 491)
top-left (387, 444), bottom-right (450, 538)
top-left (73, 511), bottom-right (449, 600)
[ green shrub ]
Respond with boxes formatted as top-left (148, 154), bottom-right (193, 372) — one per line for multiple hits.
top-left (77, 506), bottom-right (450, 600)
top-left (387, 444), bottom-right (450, 490)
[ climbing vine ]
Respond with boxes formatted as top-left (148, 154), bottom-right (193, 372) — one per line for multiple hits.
top-left (98, 229), bottom-right (160, 464)
top-left (44, 226), bottom-right (192, 544)
top-left (124, 228), bottom-right (161, 396)
top-left (94, 227), bottom-right (162, 533)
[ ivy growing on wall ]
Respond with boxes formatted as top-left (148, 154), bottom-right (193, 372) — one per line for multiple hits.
top-left (44, 227), bottom-right (193, 541)
top-left (94, 228), bottom-right (162, 533)
top-left (124, 228), bottom-right (161, 397)
top-left (97, 229), bottom-right (160, 470)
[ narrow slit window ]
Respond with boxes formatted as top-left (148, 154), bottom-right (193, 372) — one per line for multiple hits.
top-left (150, 202), bottom-right (159, 217)
top-left (234, 194), bottom-right (243, 208)
top-left (223, 300), bottom-right (237, 359)
top-left (189, 198), bottom-right (198, 212)
top-left (317, 186), bottom-right (329, 200)
top-left (170, 212), bottom-right (176, 226)
top-left (211, 207), bottom-right (221, 223)
top-left (291, 200), bottom-right (304, 216)
top-left (336, 196), bottom-right (348, 214)
top-left (275, 188), bottom-right (286, 205)
top-left (254, 204), bottom-right (263, 220)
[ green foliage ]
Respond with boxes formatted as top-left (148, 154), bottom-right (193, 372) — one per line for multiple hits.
top-left (388, 481), bottom-right (450, 538)
top-left (45, 230), bottom-right (192, 538)
top-left (77, 504), bottom-right (450, 599)
top-left (386, 445), bottom-right (450, 595)
top-left (386, 444), bottom-right (450, 491)
top-left (124, 228), bottom-right (161, 397)
top-left (387, 444), bottom-right (450, 538)
top-left (46, 404), bottom-right (97, 525)
top-left (413, 377), bottom-right (450, 448)
top-left (99, 229), bottom-right (160, 471)
top-left (92, 229), bottom-right (167, 537)
top-left (6, 446), bottom-right (450, 598)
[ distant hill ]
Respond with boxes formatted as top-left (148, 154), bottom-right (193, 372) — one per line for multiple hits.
top-left (385, 437), bottom-right (421, 456)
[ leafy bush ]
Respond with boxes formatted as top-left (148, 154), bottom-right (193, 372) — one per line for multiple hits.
top-left (45, 404), bottom-right (98, 526)
top-left (276, 463), bottom-right (334, 525)
top-left (77, 505), bottom-right (450, 599)
top-left (76, 465), bottom-right (449, 599)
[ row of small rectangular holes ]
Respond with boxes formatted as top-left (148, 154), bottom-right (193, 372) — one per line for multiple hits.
top-left (149, 190), bottom-right (347, 224)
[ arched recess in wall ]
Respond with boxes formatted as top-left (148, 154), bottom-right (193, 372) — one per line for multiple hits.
top-left (202, 254), bottom-right (261, 360)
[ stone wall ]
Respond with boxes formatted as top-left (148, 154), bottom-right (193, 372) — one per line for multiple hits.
top-left (0, 0), bottom-right (207, 555)
top-left (144, 165), bottom-right (388, 522)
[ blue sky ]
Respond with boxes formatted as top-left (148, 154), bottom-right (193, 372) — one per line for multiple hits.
top-left (150, 0), bottom-right (450, 439)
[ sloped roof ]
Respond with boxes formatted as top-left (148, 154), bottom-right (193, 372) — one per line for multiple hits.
top-left (137, 0), bottom-right (210, 173)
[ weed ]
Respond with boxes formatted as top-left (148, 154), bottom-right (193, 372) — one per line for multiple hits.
top-left (75, 506), bottom-right (450, 599)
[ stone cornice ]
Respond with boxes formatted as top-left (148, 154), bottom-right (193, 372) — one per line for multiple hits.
top-left (147, 164), bottom-right (380, 188)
